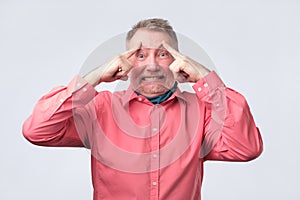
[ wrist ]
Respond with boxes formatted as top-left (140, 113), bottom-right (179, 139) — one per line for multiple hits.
top-left (196, 68), bottom-right (210, 81)
top-left (83, 72), bottom-right (100, 87)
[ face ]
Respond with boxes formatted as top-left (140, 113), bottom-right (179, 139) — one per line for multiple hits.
top-left (127, 29), bottom-right (176, 98)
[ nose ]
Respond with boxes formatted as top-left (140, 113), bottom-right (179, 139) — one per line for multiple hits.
top-left (145, 63), bottom-right (160, 72)
top-left (145, 54), bottom-right (160, 71)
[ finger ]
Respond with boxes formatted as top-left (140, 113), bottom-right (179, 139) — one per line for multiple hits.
top-left (119, 56), bottom-right (134, 72)
top-left (121, 48), bottom-right (138, 59)
top-left (175, 73), bottom-right (188, 83)
top-left (121, 42), bottom-right (142, 58)
top-left (110, 57), bottom-right (133, 79)
top-left (168, 59), bottom-right (184, 73)
top-left (162, 41), bottom-right (182, 59)
top-left (119, 75), bottom-right (128, 81)
top-left (108, 49), bottom-right (135, 77)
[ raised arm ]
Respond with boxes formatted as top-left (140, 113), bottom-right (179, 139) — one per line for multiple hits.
top-left (23, 47), bottom-right (139, 147)
top-left (163, 42), bottom-right (263, 161)
top-left (194, 72), bottom-right (263, 161)
top-left (22, 76), bottom-right (96, 147)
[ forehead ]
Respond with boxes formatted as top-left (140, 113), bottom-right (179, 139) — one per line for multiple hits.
top-left (127, 28), bottom-right (174, 49)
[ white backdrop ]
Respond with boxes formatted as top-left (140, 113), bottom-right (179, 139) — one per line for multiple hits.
top-left (1, 0), bottom-right (299, 199)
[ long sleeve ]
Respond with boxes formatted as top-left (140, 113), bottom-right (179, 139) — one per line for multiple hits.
top-left (193, 71), bottom-right (263, 162)
top-left (22, 76), bottom-right (96, 147)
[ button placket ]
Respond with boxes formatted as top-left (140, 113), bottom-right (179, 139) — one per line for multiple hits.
top-left (149, 104), bottom-right (161, 199)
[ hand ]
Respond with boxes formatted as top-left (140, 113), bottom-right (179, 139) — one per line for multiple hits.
top-left (163, 41), bottom-right (210, 83)
top-left (83, 47), bottom-right (139, 87)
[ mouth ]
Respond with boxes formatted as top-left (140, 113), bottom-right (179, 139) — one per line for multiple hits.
top-left (141, 75), bottom-right (165, 82)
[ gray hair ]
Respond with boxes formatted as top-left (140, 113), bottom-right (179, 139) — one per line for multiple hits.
top-left (126, 18), bottom-right (178, 49)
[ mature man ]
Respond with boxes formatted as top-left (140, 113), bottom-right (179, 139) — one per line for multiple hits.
top-left (23, 18), bottom-right (263, 200)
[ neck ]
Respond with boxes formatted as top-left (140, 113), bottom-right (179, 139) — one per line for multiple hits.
top-left (136, 82), bottom-right (178, 104)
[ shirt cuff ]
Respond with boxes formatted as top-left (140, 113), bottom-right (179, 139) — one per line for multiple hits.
top-left (192, 71), bottom-right (225, 100)
top-left (67, 75), bottom-right (96, 105)
top-left (43, 75), bottom-right (96, 120)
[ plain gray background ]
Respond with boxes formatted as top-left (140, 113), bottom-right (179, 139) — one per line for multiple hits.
top-left (1, 0), bottom-right (299, 199)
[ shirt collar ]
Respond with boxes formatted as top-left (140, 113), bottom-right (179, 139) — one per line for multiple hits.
top-left (120, 84), bottom-right (188, 106)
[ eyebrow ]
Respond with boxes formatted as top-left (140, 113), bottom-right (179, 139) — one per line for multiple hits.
top-left (157, 44), bottom-right (164, 49)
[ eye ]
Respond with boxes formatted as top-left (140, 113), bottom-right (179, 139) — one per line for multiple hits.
top-left (137, 53), bottom-right (144, 58)
top-left (158, 51), bottom-right (169, 58)
top-left (136, 51), bottom-right (146, 60)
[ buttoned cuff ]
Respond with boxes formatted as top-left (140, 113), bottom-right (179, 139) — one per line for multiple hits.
top-left (192, 71), bottom-right (225, 100)
top-left (67, 75), bottom-right (96, 105)
top-left (44, 76), bottom-right (96, 120)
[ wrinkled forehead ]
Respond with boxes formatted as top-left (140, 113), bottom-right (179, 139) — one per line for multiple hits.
top-left (126, 29), bottom-right (176, 50)
top-left (136, 46), bottom-right (168, 53)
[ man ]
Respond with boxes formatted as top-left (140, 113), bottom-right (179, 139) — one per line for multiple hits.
top-left (23, 18), bottom-right (263, 200)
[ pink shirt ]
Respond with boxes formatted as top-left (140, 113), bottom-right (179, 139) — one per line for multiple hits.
top-left (23, 71), bottom-right (263, 200)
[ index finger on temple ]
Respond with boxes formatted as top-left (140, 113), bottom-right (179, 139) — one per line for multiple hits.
top-left (122, 43), bottom-right (141, 58)
top-left (162, 41), bottom-right (181, 59)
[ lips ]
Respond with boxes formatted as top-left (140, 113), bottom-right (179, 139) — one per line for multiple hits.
top-left (141, 75), bottom-right (165, 81)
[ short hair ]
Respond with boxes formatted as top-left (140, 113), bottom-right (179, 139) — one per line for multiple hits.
top-left (126, 18), bottom-right (178, 49)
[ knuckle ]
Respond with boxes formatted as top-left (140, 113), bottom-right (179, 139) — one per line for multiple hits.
top-left (181, 55), bottom-right (188, 62)
top-left (116, 54), bottom-right (122, 60)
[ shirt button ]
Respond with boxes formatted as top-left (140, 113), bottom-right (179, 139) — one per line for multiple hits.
top-left (152, 128), bottom-right (158, 132)
top-left (59, 98), bottom-right (64, 103)
top-left (204, 83), bottom-right (208, 87)
top-left (152, 181), bottom-right (157, 186)
top-left (76, 83), bottom-right (81, 87)
top-left (152, 154), bottom-right (158, 158)
top-left (138, 97), bottom-right (142, 101)
top-left (82, 87), bottom-right (87, 92)
top-left (197, 87), bottom-right (202, 92)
